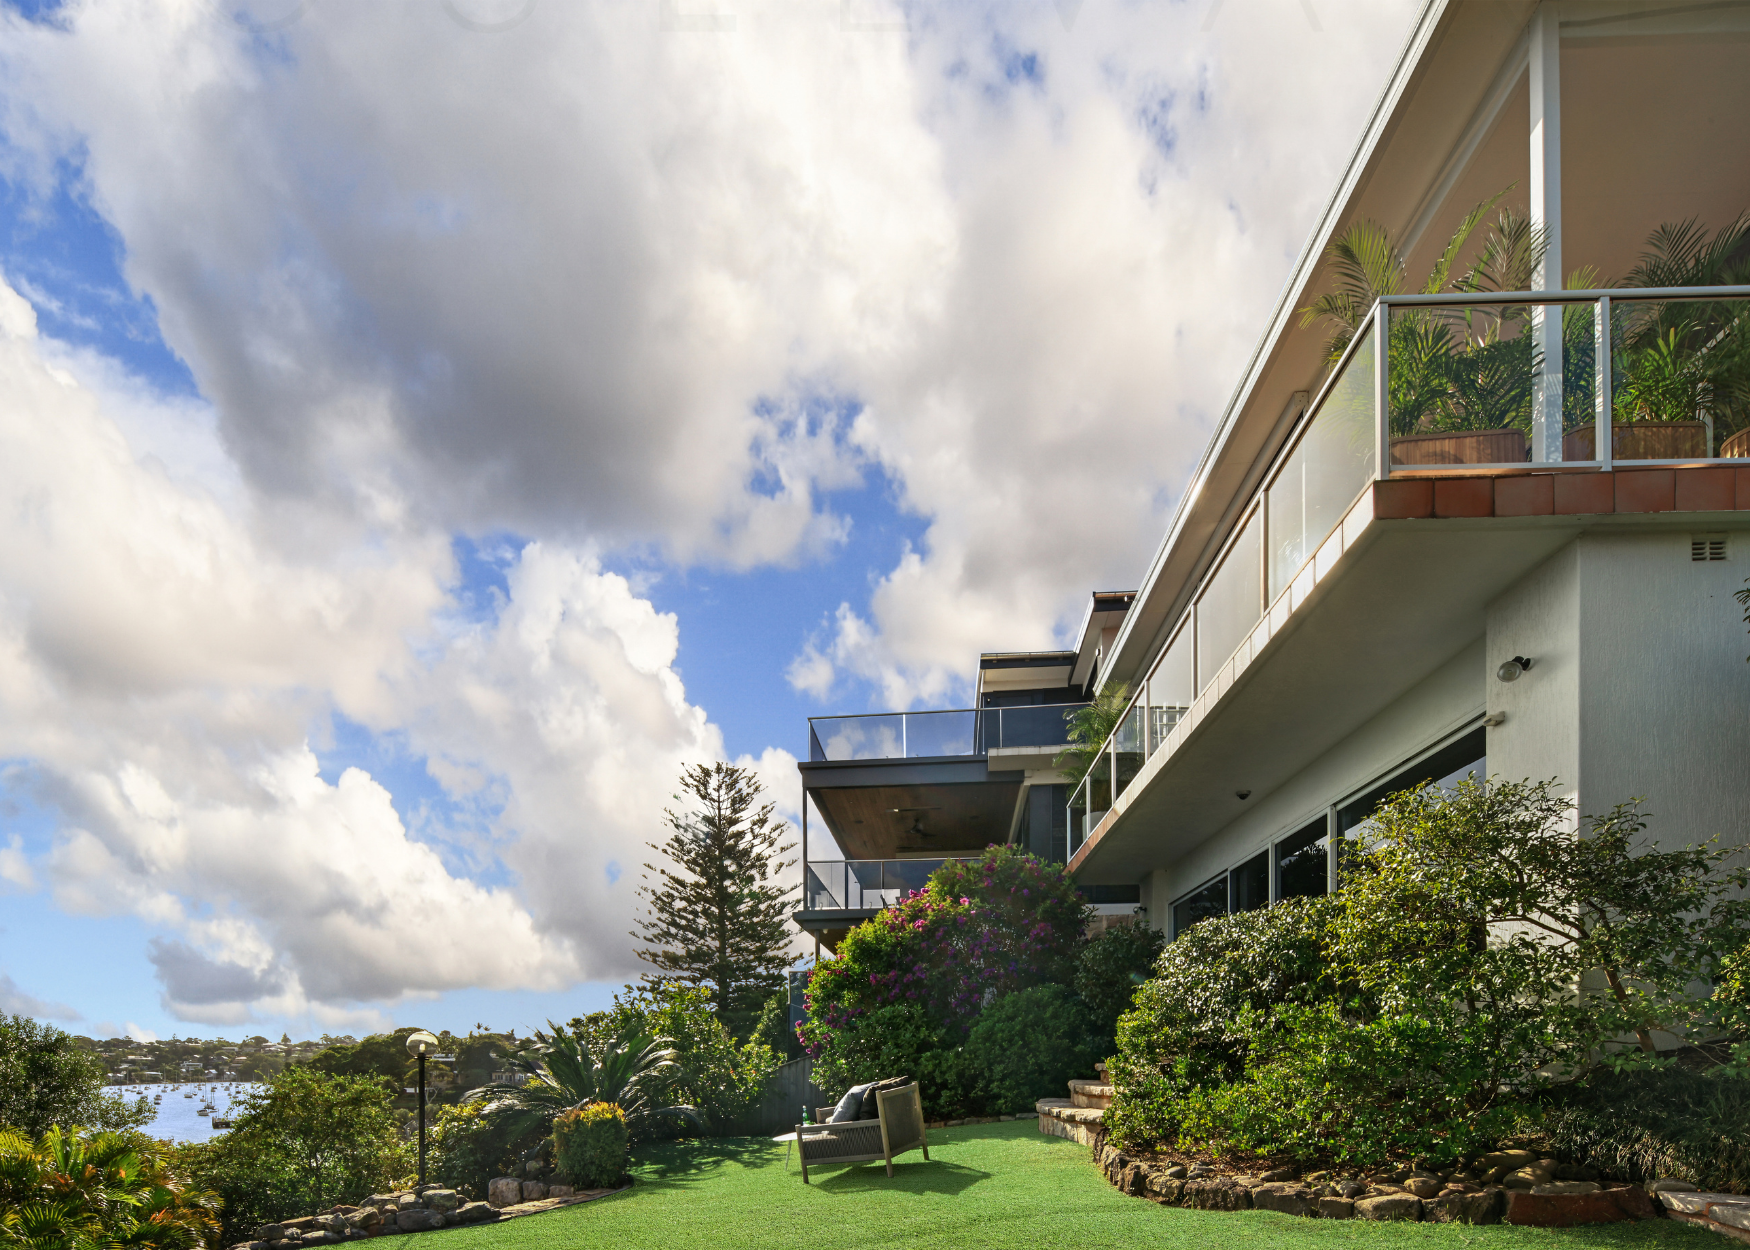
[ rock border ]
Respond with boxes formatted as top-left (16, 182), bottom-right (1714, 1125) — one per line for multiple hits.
top-left (228, 1180), bottom-right (629, 1250)
top-left (1090, 1141), bottom-right (1670, 1228)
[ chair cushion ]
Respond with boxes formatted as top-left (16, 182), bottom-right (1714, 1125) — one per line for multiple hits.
top-left (862, 1075), bottom-right (913, 1106)
top-left (828, 1081), bottom-right (877, 1123)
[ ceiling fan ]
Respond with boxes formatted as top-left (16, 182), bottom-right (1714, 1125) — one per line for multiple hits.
top-left (892, 806), bottom-right (938, 851)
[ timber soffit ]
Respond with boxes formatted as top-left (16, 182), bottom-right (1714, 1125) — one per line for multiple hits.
top-left (1102, 0), bottom-right (1449, 690)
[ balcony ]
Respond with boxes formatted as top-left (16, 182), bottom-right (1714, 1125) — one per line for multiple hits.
top-left (808, 703), bottom-right (1089, 762)
top-left (1069, 285), bottom-right (1750, 859)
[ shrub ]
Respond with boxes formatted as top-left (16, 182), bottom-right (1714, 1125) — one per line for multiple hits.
top-left (175, 1067), bottom-right (408, 1243)
top-left (427, 1100), bottom-right (523, 1199)
top-left (0, 1014), bottom-right (153, 1136)
top-left (751, 991), bottom-right (804, 1062)
top-left (552, 1102), bottom-right (627, 1189)
top-left (1537, 1067), bottom-right (1750, 1194)
top-left (0, 1126), bottom-right (220, 1250)
top-left (1074, 921), bottom-right (1165, 1049)
top-left (799, 847), bottom-right (1090, 1118)
top-left (964, 984), bottom-right (1101, 1114)
top-left (567, 983), bottom-right (777, 1136)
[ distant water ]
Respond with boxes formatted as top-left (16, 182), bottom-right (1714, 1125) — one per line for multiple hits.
top-left (104, 1082), bottom-right (265, 1143)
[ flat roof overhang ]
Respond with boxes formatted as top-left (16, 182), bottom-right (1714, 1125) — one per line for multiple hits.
top-left (801, 756), bottom-right (1024, 859)
top-left (791, 908), bottom-right (880, 953)
top-left (1070, 468), bottom-right (1750, 884)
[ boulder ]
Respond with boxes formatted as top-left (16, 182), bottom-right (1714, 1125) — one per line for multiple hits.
top-left (521, 1181), bottom-right (549, 1202)
top-left (454, 1203), bottom-right (498, 1225)
top-left (270, 1241), bottom-right (301, 1249)
top-left (487, 1178), bottom-right (523, 1209)
top-left (1162, 1165), bottom-right (1188, 1179)
top-left (1532, 1181), bottom-right (1600, 1196)
top-left (1338, 1180), bottom-right (1366, 1199)
top-left (282, 1219), bottom-right (317, 1234)
top-left (1258, 1167), bottom-right (1297, 1184)
top-left (1117, 1164), bottom-right (1145, 1196)
top-left (1182, 1179), bottom-right (1252, 1211)
top-left (1657, 1190), bottom-right (1746, 1216)
top-left (1427, 1188), bottom-right (1505, 1225)
top-left (1356, 1193), bottom-right (1423, 1221)
top-left (1144, 1174), bottom-right (1183, 1202)
top-left (422, 1191), bottom-right (459, 1214)
top-left (1251, 1183), bottom-right (1314, 1217)
top-left (1503, 1168), bottom-right (1552, 1190)
top-left (303, 1234), bottom-right (341, 1246)
top-left (393, 1211), bottom-right (442, 1234)
top-left (256, 1227), bottom-right (288, 1242)
top-left (1404, 1177), bottom-right (1441, 1199)
top-left (1318, 1197), bottom-right (1355, 1220)
top-left (316, 1216), bottom-right (348, 1235)
top-left (1712, 1205), bottom-right (1750, 1233)
top-left (1649, 1179), bottom-right (1698, 1194)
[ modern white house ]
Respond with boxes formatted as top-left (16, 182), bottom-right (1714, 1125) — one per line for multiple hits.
top-left (795, 0), bottom-right (1750, 947)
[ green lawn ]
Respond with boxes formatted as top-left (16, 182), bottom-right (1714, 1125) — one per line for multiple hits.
top-left (434, 1121), bottom-right (1718, 1250)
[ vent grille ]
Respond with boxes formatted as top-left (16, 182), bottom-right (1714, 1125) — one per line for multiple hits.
top-left (1691, 533), bottom-right (1727, 562)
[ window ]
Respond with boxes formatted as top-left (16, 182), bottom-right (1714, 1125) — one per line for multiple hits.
top-left (1230, 851), bottom-right (1269, 912)
top-left (1172, 876), bottom-right (1227, 938)
top-left (1274, 818), bottom-right (1329, 899)
top-left (1337, 728), bottom-right (1487, 871)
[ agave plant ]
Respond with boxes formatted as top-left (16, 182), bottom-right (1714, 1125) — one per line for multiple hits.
top-left (0, 1126), bottom-right (220, 1250)
top-left (464, 1022), bottom-right (699, 1141)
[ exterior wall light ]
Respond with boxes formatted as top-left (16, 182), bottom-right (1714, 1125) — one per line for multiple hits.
top-left (1496, 656), bottom-right (1533, 683)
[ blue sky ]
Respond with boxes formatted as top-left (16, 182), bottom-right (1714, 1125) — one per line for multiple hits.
top-left (0, 0), bottom-right (1414, 1042)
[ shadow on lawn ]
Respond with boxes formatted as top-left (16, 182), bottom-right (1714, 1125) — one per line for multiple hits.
top-left (812, 1161), bottom-right (990, 1197)
top-left (630, 1135), bottom-right (784, 1185)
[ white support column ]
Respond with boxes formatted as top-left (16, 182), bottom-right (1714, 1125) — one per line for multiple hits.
top-left (1529, 1), bottom-right (1564, 462)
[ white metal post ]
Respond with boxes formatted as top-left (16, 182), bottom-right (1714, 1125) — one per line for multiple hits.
top-left (1595, 295), bottom-right (1612, 466)
top-left (1373, 301), bottom-right (1391, 478)
top-left (1529, 1), bottom-right (1564, 462)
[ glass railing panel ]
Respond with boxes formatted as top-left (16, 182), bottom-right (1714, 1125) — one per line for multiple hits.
top-left (1113, 702), bottom-right (1145, 802)
top-left (1194, 506), bottom-right (1263, 691)
top-left (1384, 301), bottom-right (1597, 469)
top-left (899, 709), bottom-right (977, 758)
top-left (1267, 323), bottom-right (1377, 601)
top-left (804, 863), bottom-right (847, 911)
top-left (810, 714), bottom-right (906, 761)
top-left (982, 702), bottom-right (1086, 751)
top-left (1067, 774), bottom-right (1090, 858)
top-left (1145, 618), bottom-right (1193, 756)
top-left (1606, 293), bottom-right (1748, 460)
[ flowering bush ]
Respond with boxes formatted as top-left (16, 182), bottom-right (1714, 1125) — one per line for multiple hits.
top-left (798, 847), bottom-right (1090, 1118)
top-left (552, 1102), bottom-right (627, 1189)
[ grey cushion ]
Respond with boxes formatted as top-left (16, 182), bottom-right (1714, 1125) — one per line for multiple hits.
top-left (829, 1081), bottom-right (877, 1123)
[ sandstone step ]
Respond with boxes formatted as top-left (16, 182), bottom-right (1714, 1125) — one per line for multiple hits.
top-left (1068, 1079), bottom-right (1114, 1109)
top-left (1035, 1097), bottom-right (1106, 1147)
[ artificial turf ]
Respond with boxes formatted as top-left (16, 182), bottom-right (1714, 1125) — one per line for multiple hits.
top-left (431, 1121), bottom-right (1721, 1250)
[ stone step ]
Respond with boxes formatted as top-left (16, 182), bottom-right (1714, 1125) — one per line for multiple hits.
top-left (1068, 1079), bottom-right (1114, 1109)
top-left (1034, 1097), bottom-right (1106, 1147)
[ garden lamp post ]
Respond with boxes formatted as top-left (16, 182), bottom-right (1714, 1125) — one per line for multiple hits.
top-left (405, 1030), bottom-right (439, 1186)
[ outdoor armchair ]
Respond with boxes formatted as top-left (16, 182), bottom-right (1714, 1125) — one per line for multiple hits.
top-left (794, 1082), bottom-right (930, 1182)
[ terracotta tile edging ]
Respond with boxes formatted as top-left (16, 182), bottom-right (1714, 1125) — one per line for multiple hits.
top-left (1375, 464), bottom-right (1750, 519)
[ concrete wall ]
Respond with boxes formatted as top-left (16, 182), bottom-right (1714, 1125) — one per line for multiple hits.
top-left (1575, 531), bottom-right (1748, 848)
top-left (1485, 541), bottom-right (1581, 802)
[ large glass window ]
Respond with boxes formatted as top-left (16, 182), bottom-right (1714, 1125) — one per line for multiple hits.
top-left (1194, 507), bottom-right (1262, 691)
top-left (1274, 818), bottom-right (1329, 899)
top-left (1230, 851), bottom-right (1269, 912)
top-left (1337, 728), bottom-right (1487, 874)
top-left (1114, 702), bottom-right (1145, 802)
top-left (1172, 876), bottom-right (1227, 938)
top-left (1266, 327), bottom-right (1378, 601)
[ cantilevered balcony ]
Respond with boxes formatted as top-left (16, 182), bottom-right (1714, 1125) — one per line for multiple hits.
top-left (1070, 286), bottom-right (1750, 877)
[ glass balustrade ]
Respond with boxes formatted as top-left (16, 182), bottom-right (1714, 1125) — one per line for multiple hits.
top-left (803, 859), bottom-right (975, 911)
top-left (1267, 322), bottom-right (1378, 602)
top-left (979, 702), bottom-right (1088, 751)
top-left (1195, 506), bottom-right (1263, 691)
top-left (808, 710), bottom-right (977, 761)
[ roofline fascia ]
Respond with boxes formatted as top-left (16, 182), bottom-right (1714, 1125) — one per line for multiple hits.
top-left (1105, 0), bottom-right (1449, 680)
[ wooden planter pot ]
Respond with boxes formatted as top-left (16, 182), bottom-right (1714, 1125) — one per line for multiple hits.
top-left (1562, 421), bottom-right (1709, 461)
top-left (1390, 428), bottom-right (1528, 465)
